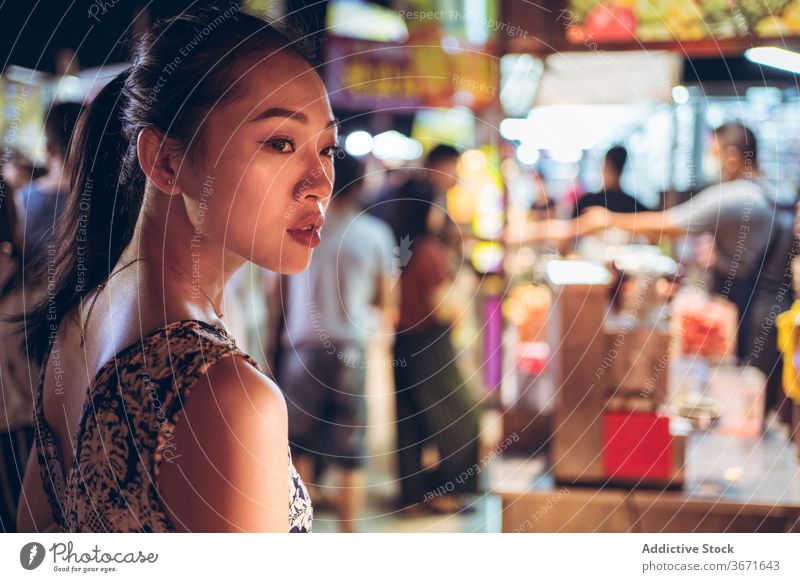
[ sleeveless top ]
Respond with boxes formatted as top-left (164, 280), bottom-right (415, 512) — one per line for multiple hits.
top-left (34, 319), bottom-right (312, 532)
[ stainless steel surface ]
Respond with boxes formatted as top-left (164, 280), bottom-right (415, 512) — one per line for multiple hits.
top-left (549, 282), bottom-right (609, 484)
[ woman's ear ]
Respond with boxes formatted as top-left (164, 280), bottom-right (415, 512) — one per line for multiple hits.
top-left (137, 127), bottom-right (183, 194)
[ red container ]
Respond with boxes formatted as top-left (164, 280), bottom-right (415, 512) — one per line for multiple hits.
top-left (515, 342), bottom-right (550, 376)
top-left (602, 411), bottom-right (672, 481)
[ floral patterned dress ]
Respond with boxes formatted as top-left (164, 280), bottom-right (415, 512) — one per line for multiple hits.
top-left (34, 319), bottom-right (312, 532)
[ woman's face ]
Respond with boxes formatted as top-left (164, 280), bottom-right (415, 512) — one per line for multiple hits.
top-left (178, 51), bottom-right (337, 274)
top-left (4, 162), bottom-right (31, 191)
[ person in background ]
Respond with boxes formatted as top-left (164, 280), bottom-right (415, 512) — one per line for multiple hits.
top-left (0, 112), bottom-right (78, 531)
top-left (581, 123), bottom-right (796, 422)
top-left (2, 151), bottom-right (36, 194)
top-left (0, 242), bottom-right (32, 533)
top-left (17, 102), bottom-right (82, 259)
top-left (0, 153), bottom-right (37, 531)
top-left (278, 153), bottom-right (396, 532)
top-left (372, 144), bottom-right (461, 247)
top-left (2, 151), bottom-right (40, 246)
top-left (391, 196), bottom-right (480, 514)
top-left (572, 145), bottom-right (650, 217)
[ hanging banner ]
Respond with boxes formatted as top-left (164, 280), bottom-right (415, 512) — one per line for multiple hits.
top-left (563, 0), bottom-right (800, 44)
top-left (326, 28), bottom-right (497, 111)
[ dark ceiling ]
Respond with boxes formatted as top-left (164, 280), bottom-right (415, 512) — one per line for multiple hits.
top-left (0, 0), bottom-right (328, 73)
top-left (1, 1), bottom-right (193, 73)
top-left (2, 0), bottom-right (796, 85)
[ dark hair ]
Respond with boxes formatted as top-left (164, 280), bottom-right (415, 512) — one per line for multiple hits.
top-left (604, 145), bottom-right (628, 176)
top-left (332, 153), bottom-right (364, 199)
top-left (396, 198), bottom-right (431, 241)
top-left (426, 144), bottom-right (460, 168)
top-left (44, 102), bottom-right (83, 159)
top-left (21, 5), bottom-right (315, 363)
top-left (714, 122), bottom-right (758, 164)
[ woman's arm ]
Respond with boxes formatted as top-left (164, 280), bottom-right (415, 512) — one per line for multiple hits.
top-left (158, 356), bottom-right (290, 532)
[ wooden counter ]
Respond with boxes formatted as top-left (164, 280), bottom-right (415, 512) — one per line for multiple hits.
top-left (493, 428), bottom-right (800, 532)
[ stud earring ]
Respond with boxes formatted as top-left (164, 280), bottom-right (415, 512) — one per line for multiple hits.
top-left (167, 179), bottom-right (175, 185)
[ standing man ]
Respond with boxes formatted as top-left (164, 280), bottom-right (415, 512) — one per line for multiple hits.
top-left (278, 153), bottom-right (396, 532)
top-left (572, 145), bottom-right (650, 217)
top-left (582, 123), bottom-right (796, 420)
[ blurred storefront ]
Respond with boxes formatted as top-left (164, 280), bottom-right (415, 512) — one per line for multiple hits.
top-left (492, 0), bottom-right (800, 533)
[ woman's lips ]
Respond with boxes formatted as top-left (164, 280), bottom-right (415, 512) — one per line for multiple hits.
top-left (286, 226), bottom-right (321, 248)
top-left (287, 212), bottom-right (324, 249)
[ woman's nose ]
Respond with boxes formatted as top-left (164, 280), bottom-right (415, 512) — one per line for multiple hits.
top-left (299, 163), bottom-right (333, 202)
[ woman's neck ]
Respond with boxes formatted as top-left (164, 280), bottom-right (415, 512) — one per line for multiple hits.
top-left (119, 188), bottom-right (244, 318)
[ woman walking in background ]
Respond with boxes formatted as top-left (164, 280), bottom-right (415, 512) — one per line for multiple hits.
top-left (391, 197), bottom-right (481, 513)
top-left (16, 6), bottom-right (337, 532)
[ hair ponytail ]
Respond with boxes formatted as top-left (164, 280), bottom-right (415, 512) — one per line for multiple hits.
top-left (73, 68), bottom-right (146, 273)
top-left (20, 5), bottom-right (314, 364)
top-left (21, 68), bottom-right (144, 364)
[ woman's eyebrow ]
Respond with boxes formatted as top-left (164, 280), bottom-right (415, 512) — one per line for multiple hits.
top-left (250, 107), bottom-right (308, 123)
top-left (250, 108), bottom-right (339, 131)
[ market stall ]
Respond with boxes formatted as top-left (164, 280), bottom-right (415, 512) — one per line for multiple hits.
top-left (491, 0), bottom-right (800, 533)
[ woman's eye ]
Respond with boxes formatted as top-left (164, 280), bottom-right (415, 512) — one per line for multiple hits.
top-left (321, 145), bottom-right (341, 158)
top-left (265, 138), bottom-right (296, 153)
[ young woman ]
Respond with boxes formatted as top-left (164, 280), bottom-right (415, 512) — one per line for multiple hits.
top-left (16, 6), bottom-right (337, 533)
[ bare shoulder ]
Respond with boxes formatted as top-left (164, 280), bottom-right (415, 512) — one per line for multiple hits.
top-left (185, 355), bottom-right (288, 460)
top-left (158, 354), bottom-right (290, 532)
top-left (200, 354), bottom-right (287, 421)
